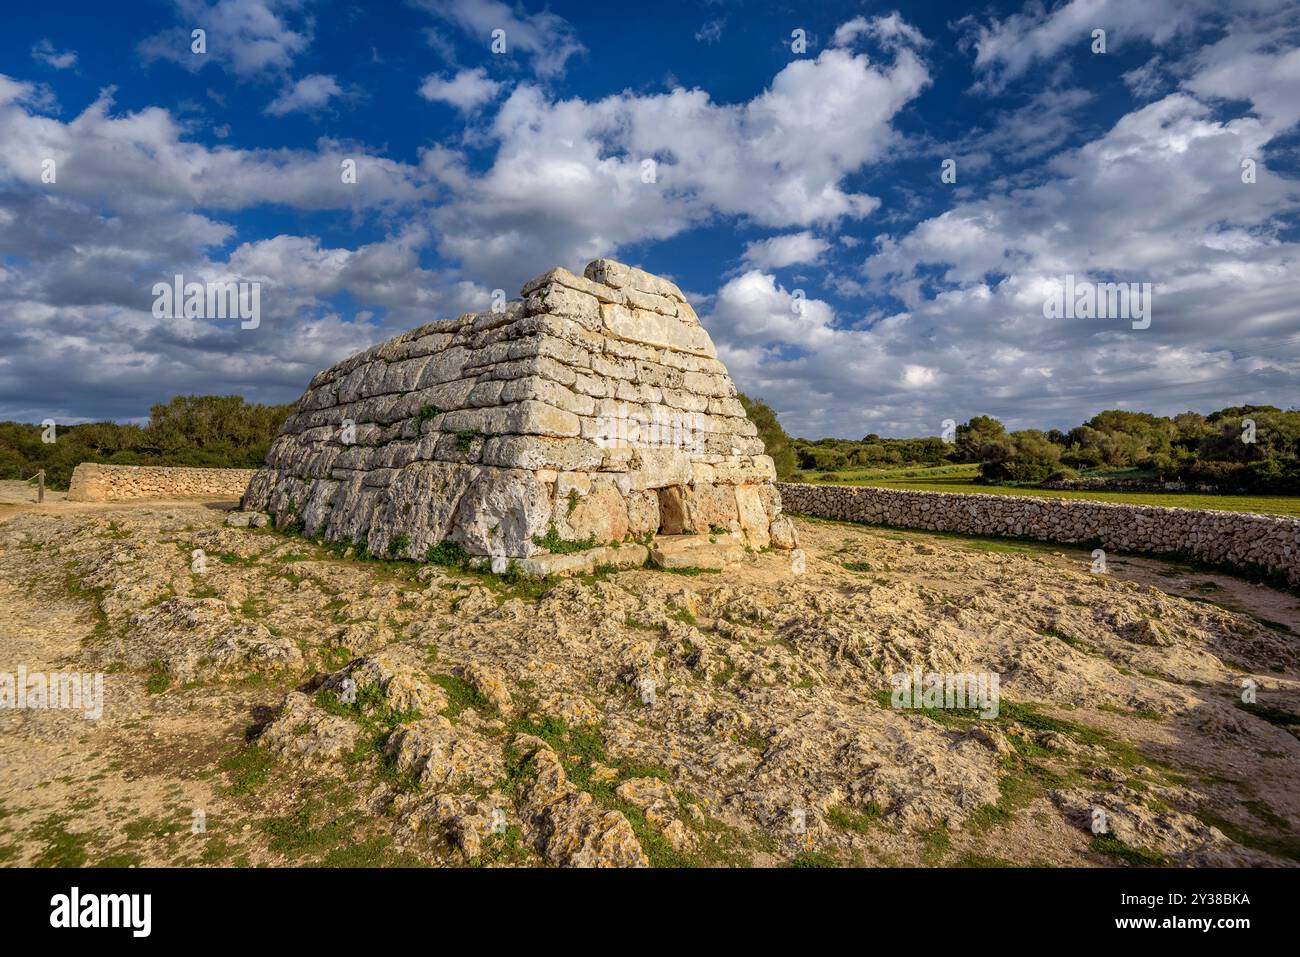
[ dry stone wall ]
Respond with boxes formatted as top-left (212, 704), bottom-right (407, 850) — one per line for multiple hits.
top-left (778, 483), bottom-right (1300, 585)
top-left (244, 260), bottom-right (798, 562)
top-left (67, 463), bottom-right (256, 502)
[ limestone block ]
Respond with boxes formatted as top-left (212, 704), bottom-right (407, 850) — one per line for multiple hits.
top-left (481, 435), bottom-right (605, 472)
top-left (525, 284), bottom-right (601, 327)
top-left (500, 400), bottom-right (582, 438)
top-left (584, 259), bottom-right (685, 301)
top-left (600, 304), bottom-right (717, 359)
top-left (687, 484), bottom-right (740, 531)
top-left (624, 287), bottom-right (678, 316)
top-left (626, 490), bottom-right (660, 536)
top-left (634, 361), bottom-right (684, 390)
top-left (450, 467), bottom-right (552, 557)
top-left (735, 485), bottom-right (771, 549)
top-left (591, 353), bottom-right (637, 380)
top-left (571, 371), bottom-right (611, 398)
top-left (605, 338), bottom-right (661, 363)
top-left (769, 515), bottom-right (799, 550)
top-left (487, 355), bottom-right (578, 388)
top-left (515, 544), bottom-right (647, 578)
top-left (650, 534), bottom-right (745, 571)
top-left (506, 334), bottom-right (591, 368)
top-left (631, 448), bottom-right (693, 488)
top-left (500, 377), bottom-right (595, 417)
top-left (467, 380), bottom-right (506, 408)
top-left (555, 484), bottom-right (630, 545)
top-left (521, 266), bottom-right (627, 305)
top-left (415, 346), bottom-right (472, 389)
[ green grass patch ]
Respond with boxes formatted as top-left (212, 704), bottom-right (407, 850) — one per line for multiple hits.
top-left (320, 833), bottom-right (424, 867)
top-left (1098, 703), bottom-right (1167, 721)
top-left (219, 744), bottom-right (275, 796)
top-left (469, 824), bottom-right (531, 868)
top-left (1194, 808), bottom-right (1300, 863)
top-left (199, 836), bottom-right (236, 865)
top-left (261, 800), bottom-right (356, 861)
top-left (454, 429), bottom-right (483, 451)
top-left (503, 713), bottom-right (757, 867)
top-left (646, 560), bottom-right (719, 576)
top-left (314, 684), bottom-right (421, 787)
top-left (1038, 626), bottom-right (1094, 653)
top-left (801, 466), bottom-right (1300, 518)
top-left (144, 659), bottom-right (171, 695)
top-left (1090, 833), bottom-right (1169, 867)
top-left (63, 570), bottom-right (110, 639)
top-left (123, 814), bottom-right (180, 841)
top-left (1235, 700), bottom-right (1300, 727)
top-left (919, 825), bottom-right (951, 865)
top-left (531, 524), bottom-right (596, 554)
top-left (30, 815), bottom-right (90, 867)
top-left (429, 673), bottom-right (493, 719)
top-left (787, 850), bottom-right (838, 868)
top-left (872, 688), bottom-right (984, 728)
top-left (732, 729), bottom-right (769, 753)
top-left (826, 803), bottom-right (881, 833)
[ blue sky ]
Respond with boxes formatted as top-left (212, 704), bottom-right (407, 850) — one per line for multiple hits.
top-left (1, 0), bottom-right (1297, 438)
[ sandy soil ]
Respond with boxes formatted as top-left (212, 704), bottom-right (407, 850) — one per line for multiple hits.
top-left (1, 482), bottom-right (1297, 868)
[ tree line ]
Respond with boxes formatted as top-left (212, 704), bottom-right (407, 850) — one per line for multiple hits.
top-left (0, 395), bottom-right (293, 489)
top-left (3, 393), bottom-right (1295, 496)
top-left (743, 398), bottom-right (1300, 494)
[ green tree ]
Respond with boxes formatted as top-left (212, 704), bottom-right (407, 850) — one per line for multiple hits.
top-left (737, 394), bottom-right (797, 480)
top-left (955, 416), bottom-right (1006, 463)
top-left (979, 430), bottom-right (1063, 483)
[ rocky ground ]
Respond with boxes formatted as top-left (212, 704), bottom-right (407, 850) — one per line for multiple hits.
top-left (1, 481), bottom-right (1298, 868)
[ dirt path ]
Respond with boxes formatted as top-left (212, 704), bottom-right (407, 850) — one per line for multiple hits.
top-left (0, 490), bottom-right (277, 867)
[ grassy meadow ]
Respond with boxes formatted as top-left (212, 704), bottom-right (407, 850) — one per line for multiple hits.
top-left (798, 464), bottom-right (1300, 518)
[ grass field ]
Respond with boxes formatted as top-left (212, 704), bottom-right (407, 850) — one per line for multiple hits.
top-left (796, 464), bottom-right (1300, 518)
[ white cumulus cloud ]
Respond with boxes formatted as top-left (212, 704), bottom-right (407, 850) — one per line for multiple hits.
top-left (419, 67), bottom-right (504, 111)
top-left (264, 74), bottom-right (345, 116)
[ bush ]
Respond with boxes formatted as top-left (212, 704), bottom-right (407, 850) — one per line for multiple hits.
top-left (1043, 467), bottom-right (1079, 484)
top-left (978, 430), bottom-right (1062, 483)
top-left (1061, 445), bottom-right (1103, 470)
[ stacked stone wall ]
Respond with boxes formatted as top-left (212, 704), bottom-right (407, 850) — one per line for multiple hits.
top-left (776, 482), bottom-right (1300, 585)
top-left (67, 464), bottom-right (255, 502)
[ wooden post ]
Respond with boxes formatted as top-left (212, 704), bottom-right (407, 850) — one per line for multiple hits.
top-left (37, 470), bottom-right (44, 504)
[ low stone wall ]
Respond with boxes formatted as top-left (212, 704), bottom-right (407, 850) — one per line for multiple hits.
top-left (776, 482), bottom-right (1300, 586)
top-left (67, 464), bottom-right (256, 502)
